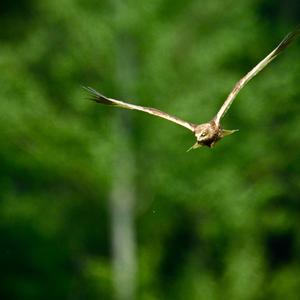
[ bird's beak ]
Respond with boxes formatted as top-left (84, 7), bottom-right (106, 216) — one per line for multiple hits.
top-left (186, 142), bottom-right (202, 152)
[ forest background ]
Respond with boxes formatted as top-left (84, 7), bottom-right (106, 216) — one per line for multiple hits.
top-left (1, 0), bottom-right (300, 299)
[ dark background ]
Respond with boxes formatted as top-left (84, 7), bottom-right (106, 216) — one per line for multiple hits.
top-left (1, 0), bottom-right (300, 299)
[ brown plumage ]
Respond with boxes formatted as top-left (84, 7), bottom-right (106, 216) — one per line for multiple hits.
top-left (84, 26), bottom-right (300, 150)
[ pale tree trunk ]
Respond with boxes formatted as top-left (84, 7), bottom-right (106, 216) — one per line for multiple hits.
top-left (109, 2), bottom-right (138, 299)
top-left (110, 127), bottom-right (136, 300)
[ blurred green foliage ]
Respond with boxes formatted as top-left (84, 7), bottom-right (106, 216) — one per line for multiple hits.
top-left (1, 0), bottom-right (300, 299)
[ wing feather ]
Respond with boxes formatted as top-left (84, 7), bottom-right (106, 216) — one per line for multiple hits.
top-left (84, 87), bottom-right (196, 132)
top-left (214, 25), bottom-right (300, 124)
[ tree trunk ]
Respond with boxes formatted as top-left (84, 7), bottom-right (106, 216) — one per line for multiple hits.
top-left (109, 3), bottom-right (138, 299)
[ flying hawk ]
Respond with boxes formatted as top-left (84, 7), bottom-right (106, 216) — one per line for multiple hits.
top-left (84, 26), bottom-right (300, 151)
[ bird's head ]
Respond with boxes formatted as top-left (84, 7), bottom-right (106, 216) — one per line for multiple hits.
top-left (187, 121), bottom-right (238, 151)
top-left (195, 122), bottom-right (217, 143)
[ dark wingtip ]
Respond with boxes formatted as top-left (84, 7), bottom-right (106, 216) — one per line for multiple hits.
top-left (82, 86), bottom-right (115, 105)
top-left (274, 25), bottom-right (300, 55)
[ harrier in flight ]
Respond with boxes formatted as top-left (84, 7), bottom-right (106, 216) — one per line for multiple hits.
top-left (85, 26), bottom-right (300, 151)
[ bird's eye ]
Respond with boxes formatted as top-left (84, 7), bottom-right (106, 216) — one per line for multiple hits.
top-left (201, 132), bottom-right (207, 137)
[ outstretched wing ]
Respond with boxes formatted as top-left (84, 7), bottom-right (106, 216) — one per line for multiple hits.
top-left (214, 25), bottom-right (300, 124)
top-left (84, 87), bottom-right (196, 132)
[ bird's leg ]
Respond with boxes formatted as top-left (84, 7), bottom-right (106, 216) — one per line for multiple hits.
top-left (220, 129), bottom-right (239, 137)
top-left (186, 142), bottom-right (202, 152)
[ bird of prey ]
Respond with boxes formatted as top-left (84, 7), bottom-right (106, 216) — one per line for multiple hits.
top-left (84, 26), bottom-right (300, 151)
